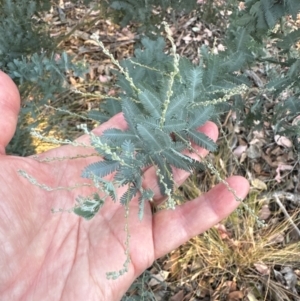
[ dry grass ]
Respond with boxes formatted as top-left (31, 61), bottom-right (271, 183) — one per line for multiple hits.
top-left (164, 134), bottom-right (300, 300)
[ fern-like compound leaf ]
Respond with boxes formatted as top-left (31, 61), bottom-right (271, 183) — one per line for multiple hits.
top-left (101, 98), bottom-right (122, 117)
top-left (187, 67), bottom-right (204, 103)
top-left (137, 124), bottom-right (172, 152)
top-left (187, 106), bottom-right (214, 130)
top-left (276, 29), bottom-right (300, 52)
top-left (285, 0), bottom-right (300, 19)
top-left (88, 110), bottom-right (111, 123)
top-left (162, 149), bottom-right (194, 172)
top-left (121, 139), bottom-right (135, 154)
top-left (122, 98), bottom-right (141, 134)
top-left (152, 154), bottom-right (174, 195)
top-left (139, 89), bottom-right (162, 119)
top-left (138, 189), bottom-right (154, 220)
top-left (102, 129), bottom-right (138, 145)
top-left (185, 129), bottom-right (217, 152)
top-left (165, 93), bottom-right (188, 120)
top-left (120, 186), bottom-right (138, 205)
top-left (135, 116), bottom-right (159, 130)
top-left (82, 160), bottom-right (120, 178)
top-left (114, 164), bottom-right (143, 186)
top-left (162, 119), bottom-right (187, 133)
top-left (261, 0), bottom-right (282, 28)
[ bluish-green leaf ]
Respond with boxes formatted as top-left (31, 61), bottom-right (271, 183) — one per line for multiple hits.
top-left (114, 165), bottom-right (142, 186)
top-left (137, 123), bottom-right (163, 151)
top-left (103, 128), bottom-right (138, 144)
top-left (187, 106), bottom-right (214, 129)
top-left (82, 160), bottom-right (120, 178)
top-left (187, 67), bottom-right (204, 102)
top-left (120, 186), bottom-right (138, 204)
top-left (162, 119), bottom-right (187, 133)
top-left (261, 0), bottom-right (282, 28)
top-left (162, 149), bottom-right (194, 172)
top-left (88, 110), bottom-right (110, 123)
top-left (102, 98), bottom-right (122, 117)
top-left (152, 154), bottom-right (174, 195)
top-left (138, 189), bottom-right (154, 220)
top-left (121, 140), bottom-right (135, 154)
top-left (135, 116), bottom-right (159, 130)
top-left (166, 93), bottom-right (188, 119)
top-left (277, 29), bottom-right (300, 50)
top-left (122, 97), bottom-right (141, 133)
top-left (185, 129), bottom-right (217, 152)
top-left (73, 193), bottom-right (104, 220)
top-left (139, 89), bottom-right (162, 118)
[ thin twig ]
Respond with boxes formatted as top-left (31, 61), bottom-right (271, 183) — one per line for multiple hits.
top-left (273, 193), bottom-right (300, 238)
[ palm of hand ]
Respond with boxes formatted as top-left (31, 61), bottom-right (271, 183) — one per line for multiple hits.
top-left (0, 150), bottom-right (155, 301)
top-left (0, 72), bottom-right (249, 301)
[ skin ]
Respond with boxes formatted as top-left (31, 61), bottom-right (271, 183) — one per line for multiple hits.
top-left (0, 71), bottom-right (249, 301)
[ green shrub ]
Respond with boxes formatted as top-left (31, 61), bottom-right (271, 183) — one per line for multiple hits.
top-left (0, 0), bottom-right (89, 155)
top-left (229, 0), bottom-right (300, 147)
top-left (77, 33), bottom-right (248, 221)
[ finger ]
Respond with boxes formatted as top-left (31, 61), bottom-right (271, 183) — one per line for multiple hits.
top-left (75, 112), bottom-right (128, 144)
top-left (152, 176), bottom-right (250, 259)
top-left (0, 71), bottom-right (20, 155)
top-left (36, 112), bottom-right (128, 159)
top-left (141, 121), bottom-right (218, 203)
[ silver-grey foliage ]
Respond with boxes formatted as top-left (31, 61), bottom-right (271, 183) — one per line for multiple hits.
top-left (79, 35), bottom-right (247, 221)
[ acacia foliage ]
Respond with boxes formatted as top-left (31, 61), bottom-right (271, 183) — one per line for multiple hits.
top-left (77, 0), bottom-right (300, 219)
top-left (78, 35), bottom-right (249, 220)
top-left (0, 0), bottom-right (88, 155)
top-left (228, 0), bottom-right (300, 142)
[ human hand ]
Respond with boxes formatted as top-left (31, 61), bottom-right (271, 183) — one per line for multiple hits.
top-left (0, 71), bottom-right (249, 301)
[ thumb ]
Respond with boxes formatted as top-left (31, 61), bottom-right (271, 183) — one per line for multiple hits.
top-left (0, 71), bottom-right (20, 155)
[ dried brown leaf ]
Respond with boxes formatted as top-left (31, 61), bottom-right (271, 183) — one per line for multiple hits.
top-left (233, 145), bottom-right (247, 157)
top-left (259, 204), bottom-right (271, 220)
top-left (251, 178), bottom-right (267, 191)
top-left (170, 290), bottom-right (184, 301)
top-left (254, 262), bottom-right (270, 275)
top-left (266, 232), bottom-right (285, 245)
top-left (275, 135), bottom-right (293, 148)
top-left (148, 270), bottom-right (169, 287)
top-left (275, 164), bottom-right (293, 183)
top-left (227, 290), bottom-right (244, 300)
